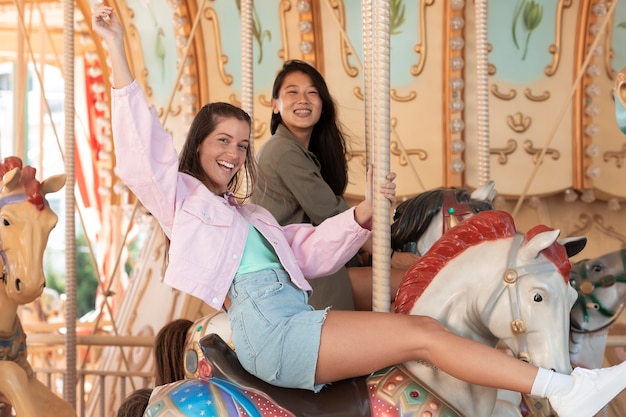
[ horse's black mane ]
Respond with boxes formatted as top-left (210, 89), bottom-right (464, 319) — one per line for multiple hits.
top-left (390, 188), bottom-right (494, 251)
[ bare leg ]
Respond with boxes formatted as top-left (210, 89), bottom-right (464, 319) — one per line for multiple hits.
top-left (315, 311), bottom-right (537, 393)
top-left (347, 267), bottom-right (405, 311)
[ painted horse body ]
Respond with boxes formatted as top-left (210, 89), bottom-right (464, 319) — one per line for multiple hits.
top-left (0, 157), bottom-right (73, 417)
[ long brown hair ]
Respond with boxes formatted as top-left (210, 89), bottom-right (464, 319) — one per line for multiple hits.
top-left (270, 60), bottom-right (348, 195)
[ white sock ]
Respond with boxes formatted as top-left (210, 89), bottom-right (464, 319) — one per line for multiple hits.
top-left (530, 368), bottom-right (574, 398)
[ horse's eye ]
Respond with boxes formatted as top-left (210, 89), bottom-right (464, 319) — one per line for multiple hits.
top-left (2, 219), bottom-right (9, 226)
top-left (591, 264), bottom-right (604, 273)
top-left (533, 293), bottom-right (543, 302)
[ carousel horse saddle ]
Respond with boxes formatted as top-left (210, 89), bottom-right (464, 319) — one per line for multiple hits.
top-left (199, 334), bottom-right (462, 417)
top-left (199, 333), bottom-right (372, 417)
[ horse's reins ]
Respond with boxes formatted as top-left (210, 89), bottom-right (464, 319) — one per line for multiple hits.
top-left (482, 234), bottom-right (558, 364)
top-left (0, 193), bottom-right (27, 285)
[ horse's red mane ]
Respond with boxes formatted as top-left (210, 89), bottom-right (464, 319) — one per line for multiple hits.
top-left (0, 156), bottom-right (45, 210)
top-left (395, 210), bottom-right (517, 314)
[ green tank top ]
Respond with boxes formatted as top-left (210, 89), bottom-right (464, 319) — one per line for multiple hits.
top-left (236, 224), bottom-right (283, 275)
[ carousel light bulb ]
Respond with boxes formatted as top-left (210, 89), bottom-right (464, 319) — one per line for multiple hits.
top-left (585, 104), bottom-right (600, 117)
top-left (592, 3), bottom-right (608, 16)
top-left (450, 57), bottom-right (465, 71)
top-left (298, 20), bottom-right (312, 33)
top-left (529, 196), bottom-right (540, 209)
top-left (586, 84), bottom-right (600, 97)
top-left (586, 64), bottom-right (601, 77)
top-left (585, 165), bottom-right (600, 178)
top-left (608, 198), bottom-right (621, 211)
top-left (450, 118), bottom-right (465, 133)
top-left (585, 144), bottom-right (599, 157)
top-left (450, 16), bottom-right (465, 30)
top-left (450, 0), bottom-right (465, 10)
top-left (176, 35), bottom-right (189, 49)
top-left (450, 77), bottom-right (465, 91)
top-left (450, 37), bottom-right (465, 50)
top-left (581, 189), bottom-right (596, 203)
top-left (180, 74), bottom-right (196, 86)
top-left (494, 195), bottom-right (507, 209)
top-left (450, 138), bottom-right (465, 153)
top-left (450, 159), bottom-right (465, 173)
top-left (585, 124), bottom-right (599, 137)
top-left (296, 0), bottom-right (310, 13)
top-left (300, 41), bottom-right (313, 54)
top-left (450, 99), bottom-right (465, 113)
top-left (564, 189), bottom-right (578, 203)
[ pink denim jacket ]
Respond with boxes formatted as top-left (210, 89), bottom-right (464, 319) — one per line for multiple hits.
top-left (111, 81), bottom-right (370, 310)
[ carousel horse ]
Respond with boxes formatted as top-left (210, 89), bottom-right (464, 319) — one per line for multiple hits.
top-left (0, 157), bottom-right (75, 417)
top-left (568, 248), bottom-right (626, 368)
top-left (390, 180), bottom-right (496, 255)
top-left (145, 210), bottom-right (585, 417)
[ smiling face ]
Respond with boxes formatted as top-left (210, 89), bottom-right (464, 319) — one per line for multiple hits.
top-left (197, 117), bottom-right (251, 195)
top-left (272, 70), bottom-right (323, 146)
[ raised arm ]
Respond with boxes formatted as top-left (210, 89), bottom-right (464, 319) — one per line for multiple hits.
top-left (92, 4), bottom-right (134, 89)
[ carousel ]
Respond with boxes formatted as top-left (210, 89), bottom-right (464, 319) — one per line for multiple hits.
top-left (0, 0), bottom-right (625, 416)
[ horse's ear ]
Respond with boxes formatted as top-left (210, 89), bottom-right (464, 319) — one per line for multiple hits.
top-left (558, 236), bottom-right (587, 258)
top-left (2, 167), bottom-right (21, 191)
top-left (471, 180), bottom-right (496, 202)
top-left (518, 229), bottom-right (561, 261)
top-left (41, 173), bottom-right (66, 195)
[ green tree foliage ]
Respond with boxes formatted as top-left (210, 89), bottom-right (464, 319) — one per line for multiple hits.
top-left (45, 228), bottom-right (98, 318)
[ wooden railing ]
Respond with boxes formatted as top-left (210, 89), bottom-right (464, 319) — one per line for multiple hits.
top-left (27, 334), bottom-right (155, 417)
top-left (24, 333), bottom-right (626, 417)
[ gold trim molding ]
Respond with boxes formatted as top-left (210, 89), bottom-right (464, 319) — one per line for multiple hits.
top-left (603, 144), bottom-right (626, 168)
top-left (490, 139), bottom-right (517, 165)
top-left (507, 112), bottom-right (531, 133)
top-left (545, 0), bottom-right (573, 76)
top-left (204, 7), bottom-right (233, 85)
top-left (523, 139), bottom-right (560, 163)
top-left (410, 0), bottom-right (435, 76)
top-left (524, 88), bottom-right (550, 102)
top-left (491, 85), bottom-right (517, 100)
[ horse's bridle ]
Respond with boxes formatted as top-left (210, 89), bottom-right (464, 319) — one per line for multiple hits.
top-left (482, 234), bottom-right (558, 364)
top-left (441, 190), bottom-right (475, 235)
top-left (0, 192), bottom-right (27, 285)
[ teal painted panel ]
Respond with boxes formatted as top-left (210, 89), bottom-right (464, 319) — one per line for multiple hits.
top-left (489, 0), bottom-right (554, 84)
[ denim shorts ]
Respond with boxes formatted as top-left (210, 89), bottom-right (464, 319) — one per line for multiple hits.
top-left (227, 269), bottom-right (329, 392)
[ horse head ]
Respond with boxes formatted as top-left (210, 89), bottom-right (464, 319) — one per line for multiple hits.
top-left (0, 156), bottom-right (65, 306)
top-left (568, 248), bottom-right (626, 368)
top-left (396, 210), bottom-right (582, 413)
top-left (391, 180), bottom-right (495, 256)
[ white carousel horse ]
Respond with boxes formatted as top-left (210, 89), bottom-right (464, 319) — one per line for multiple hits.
top-left (146, 210), bottom-right (584, 417)
top-left (0, 156), bottom-right (75, 417)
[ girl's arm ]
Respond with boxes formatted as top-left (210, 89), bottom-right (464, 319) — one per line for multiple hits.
top-left (354, 167), bottom-right (396, 229)
top-left (92, 5), bottom-right (134, 89)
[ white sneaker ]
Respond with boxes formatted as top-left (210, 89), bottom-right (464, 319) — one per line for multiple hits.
top-left (549, 362), bottom-right (626, 417)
